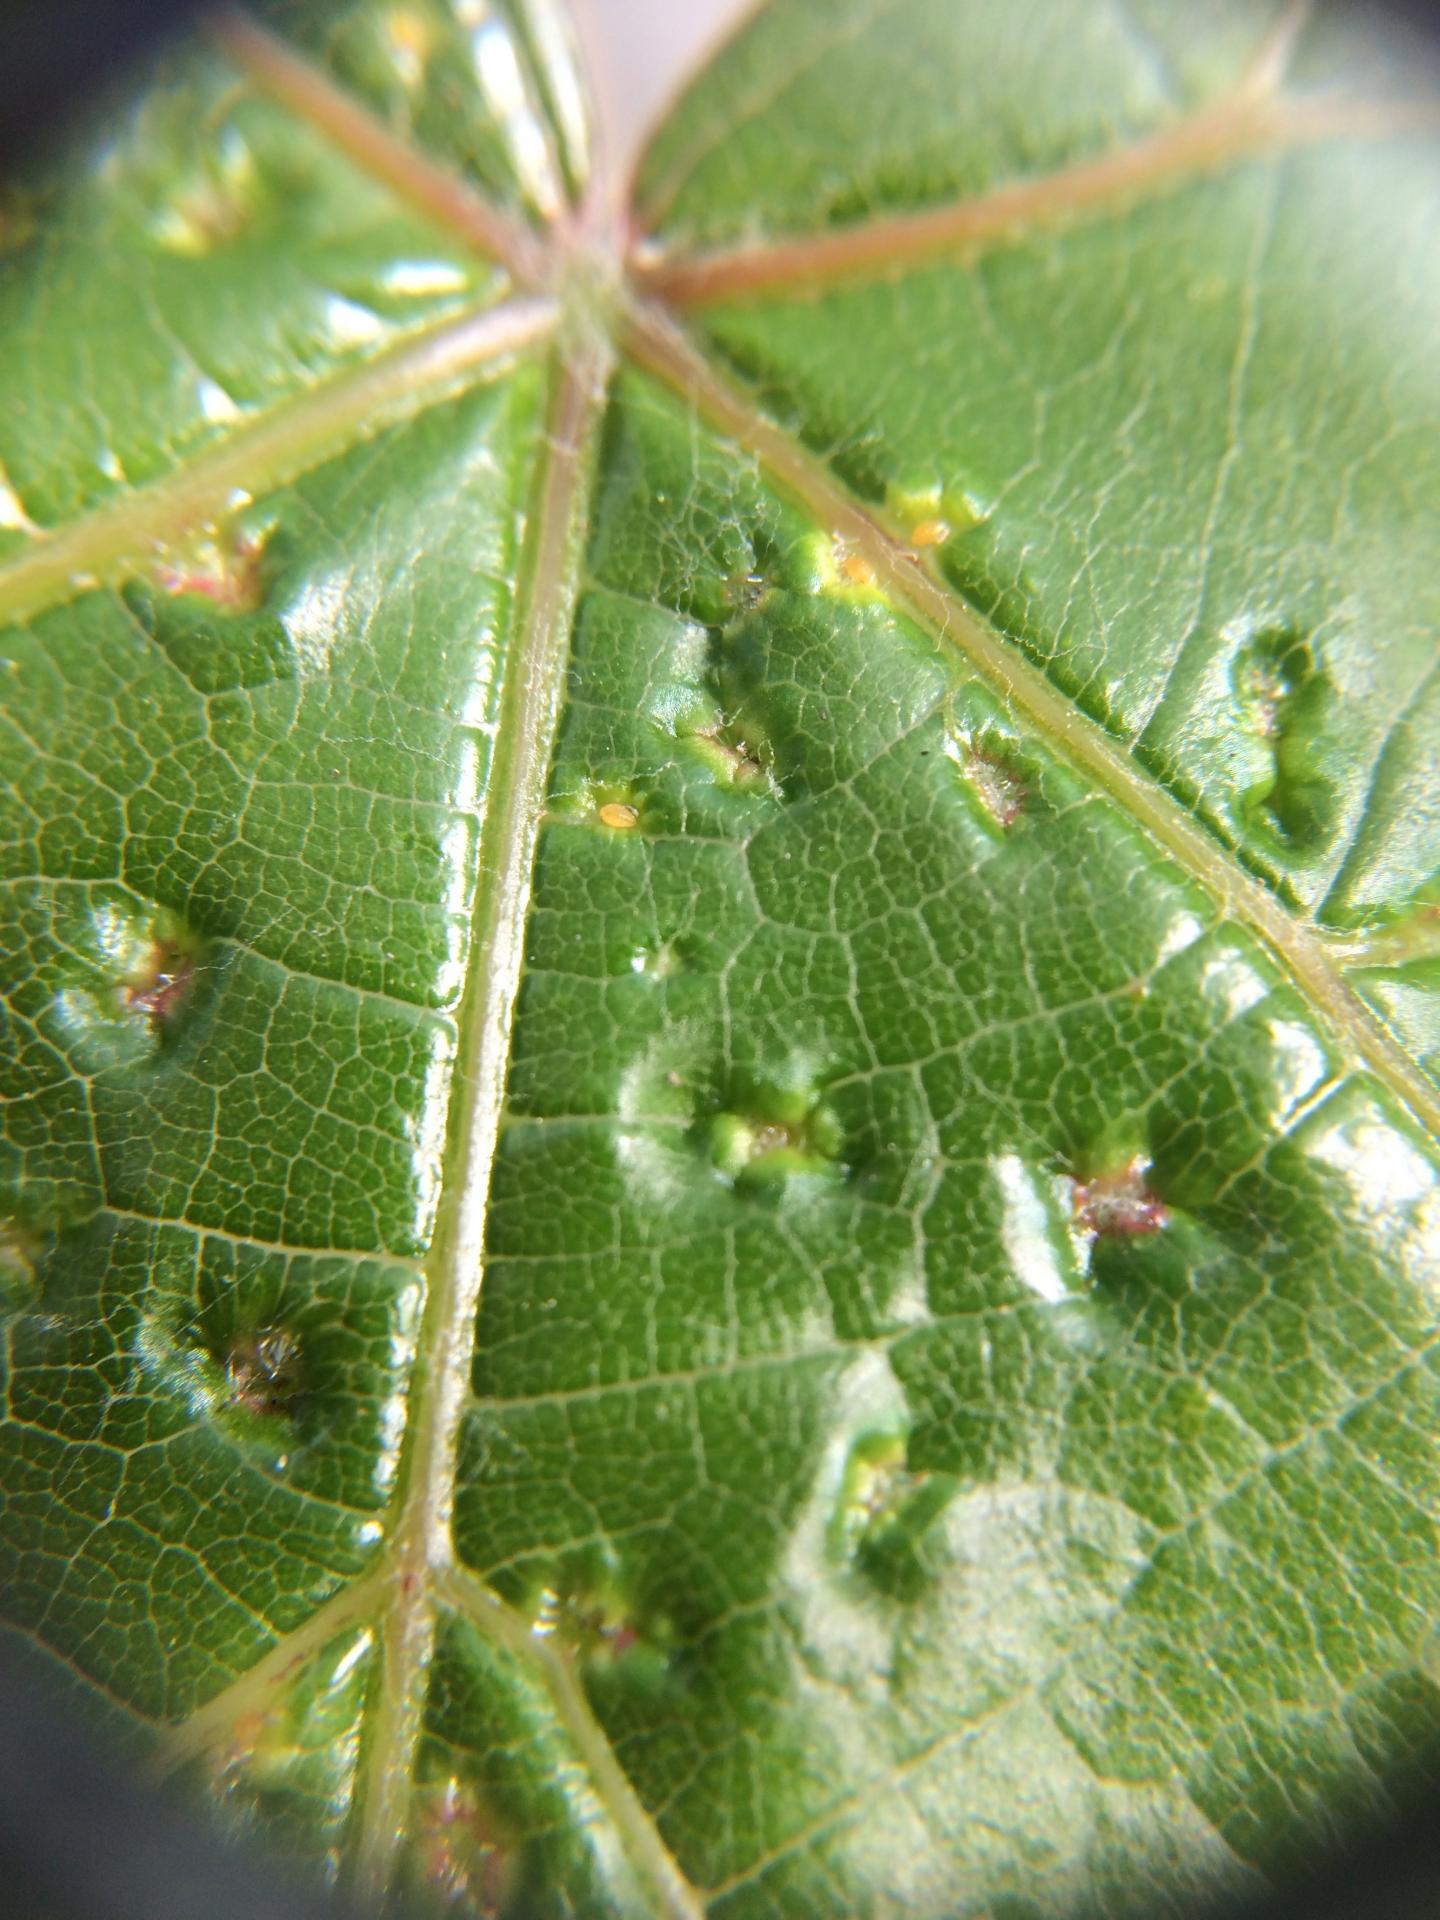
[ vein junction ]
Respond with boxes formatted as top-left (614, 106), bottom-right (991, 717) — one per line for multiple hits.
top-left (9, 3), bottom-right (1434, 1910)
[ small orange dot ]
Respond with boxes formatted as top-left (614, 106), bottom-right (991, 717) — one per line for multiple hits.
top-left (387, 10), bottom-right (431, 57)
top-left (598, 802), bottom-right (639, 830)
top-left (839, 550), bottom-right (877, 587)
top-left (231, 1710), bottom-right (267, 1751)
top-left (910, 518), bottom-right (951, 548)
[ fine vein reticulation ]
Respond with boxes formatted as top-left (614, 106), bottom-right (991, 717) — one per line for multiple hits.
top-left (2, 0), bottom-right (1435, 1911)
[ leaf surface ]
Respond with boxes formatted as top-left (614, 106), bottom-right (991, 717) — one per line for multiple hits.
top-left (2, 2), bottom-right (1438, 1916)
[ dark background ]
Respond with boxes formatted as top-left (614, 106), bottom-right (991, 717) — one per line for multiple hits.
top-left (2, 0), bottom-right (1438, 1915)
top-left (6, 1642), bottom-right (1440, 1919)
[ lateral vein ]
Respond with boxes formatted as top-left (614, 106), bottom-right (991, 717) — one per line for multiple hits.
top-left (213, 9), bottom-right (552, 287)
top-left (0, 295), bottom-right (557, 630)
top-left (438, 1566), bottom-right (707, 1920)
top-left (636, 92), bottom-right (1438, 306)
top-left (622, 299), bottom-right (1440, 1143)
top-left (155, 1572), bottom-right (384, 1776)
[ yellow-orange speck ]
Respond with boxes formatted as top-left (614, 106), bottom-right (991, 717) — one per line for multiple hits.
top-left (911, 518), bottom-right (951, 547)
top-left (598, 801), bottom-right (639, 830)
top-left (386, 8), bottom-right (433, 62)
top-left (837, 547), bottom-right (877, 587)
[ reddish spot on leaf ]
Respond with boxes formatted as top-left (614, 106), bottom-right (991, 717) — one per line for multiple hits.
top-left (533, 1580), bottom-right (643, 1662)
top-left (124, 943), bottom-right (195, 1027)
top-left (970, 751), bottom-right (1026, 827)
top-left (155, 529), bottom-right (266, 612)
top-left (417, 1777), bottom-right (513, 1914)
top-left (1074, 1158), bottom-right (1168, 1238)
top-left (947, 735), bottom-right (1027, 828)
top-left (230, 1710), bottom-right (269, 1755)
top-left (226, 1327), bottom-right (305, 1417)
top-left (695, 722), bottom-right (768, 788)
top-left (1357, 901), bottom-right (1440, 966)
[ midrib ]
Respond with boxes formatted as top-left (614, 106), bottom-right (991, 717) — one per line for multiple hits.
top-left (348, 324), bottom-right (613, 1891)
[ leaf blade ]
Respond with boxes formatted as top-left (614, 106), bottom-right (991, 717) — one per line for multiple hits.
top-left (2, 1), bottom-right (1439, 1913)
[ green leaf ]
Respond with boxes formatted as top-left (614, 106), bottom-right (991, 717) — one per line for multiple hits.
top-left (2, 2), bottom-right (1439, 1915)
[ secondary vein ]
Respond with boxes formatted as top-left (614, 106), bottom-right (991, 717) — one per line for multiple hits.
top-left (0, 295), bottom-right (557, 630)
top-left (213, 9), bottom-right (553, 288)
top-left (635, 94), bottom-right (1438, 306)
top-left (156, 1572), bottom-right (384, 1775)
top-left (438, 1566), bottom-right (707, 1920)
top-left (622, 297), bottom-right (1440, 1144)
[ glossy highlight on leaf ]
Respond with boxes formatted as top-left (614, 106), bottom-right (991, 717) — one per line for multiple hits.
top-left (2, 2), bottom-right (1439, 1916)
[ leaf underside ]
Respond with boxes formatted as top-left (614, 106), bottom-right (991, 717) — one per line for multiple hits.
top-left (2, 2), bottom-right (1439, 1916)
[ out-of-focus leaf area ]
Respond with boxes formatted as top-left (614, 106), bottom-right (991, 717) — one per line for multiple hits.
top-left (1, 2), bottom-right (1438, 1917)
